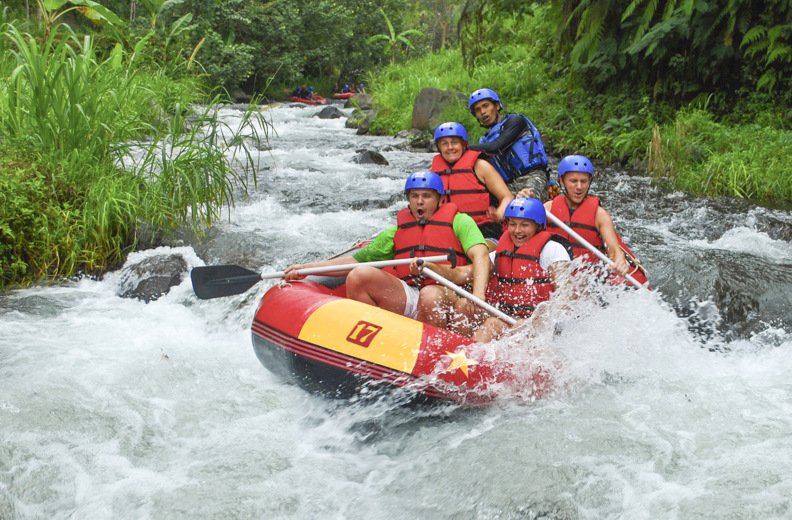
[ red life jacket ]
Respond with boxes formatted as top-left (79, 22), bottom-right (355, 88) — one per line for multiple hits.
top-left (548, 196), bottom-right (605, 264)
top-left (431, 150), bottom-right (492, 226)
top-left (549, 196), bottom-right (650, 287)
top-left (384, 203), bottom-right (467, 287)
top-left (491, 230), bottom-right (555, 318)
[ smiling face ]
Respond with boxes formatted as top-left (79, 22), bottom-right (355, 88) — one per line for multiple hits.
top-left (471, 99), bottom-right (501, 127)
top-left (507, 217), bottom-right (540, 248)
top-left (408, 188), bottom-right (442, 220)
top-left (436, 136), bottom-right (466, 164)
top-left (560, 171), bottom-right (592, 209)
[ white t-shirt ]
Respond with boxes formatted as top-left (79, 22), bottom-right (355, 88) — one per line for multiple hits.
top-left (488, 240), bottom-right (570, 270)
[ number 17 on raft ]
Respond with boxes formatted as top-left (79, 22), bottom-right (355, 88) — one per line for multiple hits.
top-left (346, 320), bottom-right (382, 348)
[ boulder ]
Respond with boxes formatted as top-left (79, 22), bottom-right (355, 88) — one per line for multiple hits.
top-left (411, 87), bottom-right (467, 132)
top-left (345, 108), bottom-right (367, 129)
top-left (345, 93), bottom-right (373, 110)
top-left (394, 128), bottom-right (435, 152)
top-left (117, 253), bottom-right (188, 303)
top-left (315, 106), bottom-right (345, 119)
top-left (356, 108), bottom-right (378, 135)
top-left (353, 150), bottom-right (389, 165)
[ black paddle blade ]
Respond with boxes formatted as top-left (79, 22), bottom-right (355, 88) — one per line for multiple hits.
top-left (190, 265), bottom-right (263, 300)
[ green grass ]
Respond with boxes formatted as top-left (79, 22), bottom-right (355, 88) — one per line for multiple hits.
top-left (0, 21), bottom-right (269, 288)
top-left (363, 4), bottom-right (792, 204)
top-left (650, 110), bottom-right (792, 201)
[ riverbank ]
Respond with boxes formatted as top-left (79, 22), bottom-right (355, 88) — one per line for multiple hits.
top-left (0, 22), bottom-right (267, 290)
top-left (363, 48), bottom-right (792, 205)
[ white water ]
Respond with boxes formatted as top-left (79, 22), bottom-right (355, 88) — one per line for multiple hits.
top-left (2, 103), bottom-right (792, 519)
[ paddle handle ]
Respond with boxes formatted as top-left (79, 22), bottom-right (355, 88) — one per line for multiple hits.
top-left (264, 255), bottom-right (451, 280)
top-left (418, 266), bottom-right (518, 326)
top-left (545, 211), bottom-right (645, 289)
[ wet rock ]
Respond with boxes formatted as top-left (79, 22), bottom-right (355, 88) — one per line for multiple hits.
top-left (356, 108), bottom-right (378, 135)
top-left (411, 87), bottom-right (467, 132)
top-left (117, 253), bottom-right (188, 303)
top-left (353, 150), bottom-right (389, 165)
top-left (394, 129), bottom-right (435, 152)
top-left (227, 103), bottom-right (252, 112)
top-left (315, 106), bottom-right (345, 119)
top-left (345, 108), bottom-right (366, 129)
top-left (345, 93), bottom-right (373, 110)
top-left (232, 90), bottom-right (253, 104)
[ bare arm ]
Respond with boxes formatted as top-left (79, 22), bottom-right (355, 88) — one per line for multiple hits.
top-left (283, 255), bottom-right (360, 281)
top-left (466, 243), bottom-right (491, 301)
top-left (594, 207), bottom-right (628, 275)
top-left (409, 259), bottom-right (477, 285)
top-left (468, 115), bottom-right (528, 154)
top-left (475, 158), bottom-right (514, 222)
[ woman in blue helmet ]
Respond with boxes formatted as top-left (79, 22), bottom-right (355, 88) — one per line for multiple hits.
top-left (284, 171), bottom-right (491, 330)
top-left (414, 197), bottom-right (573, 341)
top-left (467, 88), bottom-right (550, 202)
top-left (431, 122), bottom-right (514, 252)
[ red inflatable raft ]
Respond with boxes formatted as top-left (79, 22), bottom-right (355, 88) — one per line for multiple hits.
top-left (332, 92), bottom-right (355, 99)
top-left (287, 95), bottom-right (327, 105)
top-left (251, 278), bottom-right (550, 404)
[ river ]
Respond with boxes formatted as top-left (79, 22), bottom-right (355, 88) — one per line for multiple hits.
top-left (2, 102), bottom-right (792, 519)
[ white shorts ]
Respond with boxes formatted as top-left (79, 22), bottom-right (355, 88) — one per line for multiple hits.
top-left (400, 280), bottom-right (420, 320)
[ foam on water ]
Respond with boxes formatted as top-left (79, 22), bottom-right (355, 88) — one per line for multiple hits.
top-left (2, 104), bottom-right (792, 519)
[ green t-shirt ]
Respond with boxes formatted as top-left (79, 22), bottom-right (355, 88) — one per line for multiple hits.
top-left (352, 212), bottom-right (486, 263)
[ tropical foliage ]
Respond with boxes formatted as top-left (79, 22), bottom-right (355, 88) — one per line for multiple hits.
top-left (0, 19), bottom-right (266, 287)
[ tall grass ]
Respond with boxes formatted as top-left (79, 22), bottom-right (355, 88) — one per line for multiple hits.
top-left (649, 110), bottom-right (792, 201)
top-left (0, 21), bottom-right (268, 286)
top-left (365, 4), bottom-right (791, 203)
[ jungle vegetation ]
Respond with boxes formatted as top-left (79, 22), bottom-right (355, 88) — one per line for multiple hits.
top-left (1, 0), bottom-right (791, 289)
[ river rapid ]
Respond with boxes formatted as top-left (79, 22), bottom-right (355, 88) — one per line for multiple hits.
top-left (2, 102), bottom-right (792, 519)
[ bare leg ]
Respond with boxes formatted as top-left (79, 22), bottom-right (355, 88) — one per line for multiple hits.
top-left (471, 316), bottom-right (512, 343)
top-left (450, 298), bottom-right (488, 337)
top-left (416, 284), bottom-right (458, 329)
top-left (345, 266), bottom-right (407, 315)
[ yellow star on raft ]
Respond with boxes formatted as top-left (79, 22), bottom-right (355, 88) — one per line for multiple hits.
top-left (445, 350), bottom-right (478, 378)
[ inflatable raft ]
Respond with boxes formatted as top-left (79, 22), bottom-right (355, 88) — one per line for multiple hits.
top-left (287, 95), bottom-right (327, 105)
top-left (251, 278), bottom-right (550, 404)
top-left (332, 92), bottom-right (355, 99)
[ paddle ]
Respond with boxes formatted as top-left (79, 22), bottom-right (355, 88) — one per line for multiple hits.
top-left (191, 255), bottom-right (451, 300)
top-left (416, 260), bottom-right (518, 326)
top-left (544, 210), bottom-right (645, 289)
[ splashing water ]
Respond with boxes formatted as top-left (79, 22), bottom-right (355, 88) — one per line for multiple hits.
top-left (2, 104), bottom-right (792, 519)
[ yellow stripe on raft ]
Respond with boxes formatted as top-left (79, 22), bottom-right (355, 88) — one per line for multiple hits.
top-left (298, 299), bottom-right (423, 373)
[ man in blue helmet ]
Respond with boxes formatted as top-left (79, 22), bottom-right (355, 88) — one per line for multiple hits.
top-left (342, 84), bottom-right (351, 94)
top-left (543, 155), bottom-right (649, 286)
top-left (467, 88), bottom-right (550, 202)
top-left (283, 171), bottom-right (491, 330)
top-left (431, 121), bottom-right (513, 251)
top-left (414, 196), bottom-right (573, 341)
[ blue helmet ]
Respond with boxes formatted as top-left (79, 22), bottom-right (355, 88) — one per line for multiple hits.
top-left (345, 84), bottom-right (349, 87)
top-left (558, 155), bottom-right (594, 177)
top-left (433, 122), bottom-right (468, 143)
top-left (468, 88), bottom-right (502, 114)
top-left (360, 83), bottom-right (364, 86)
top-left (504, 197), bottom-right (546, 226)
top-left (404, 171), bottom-right (445, 198)
top-left (309, 86), bottom-right (313, 90)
